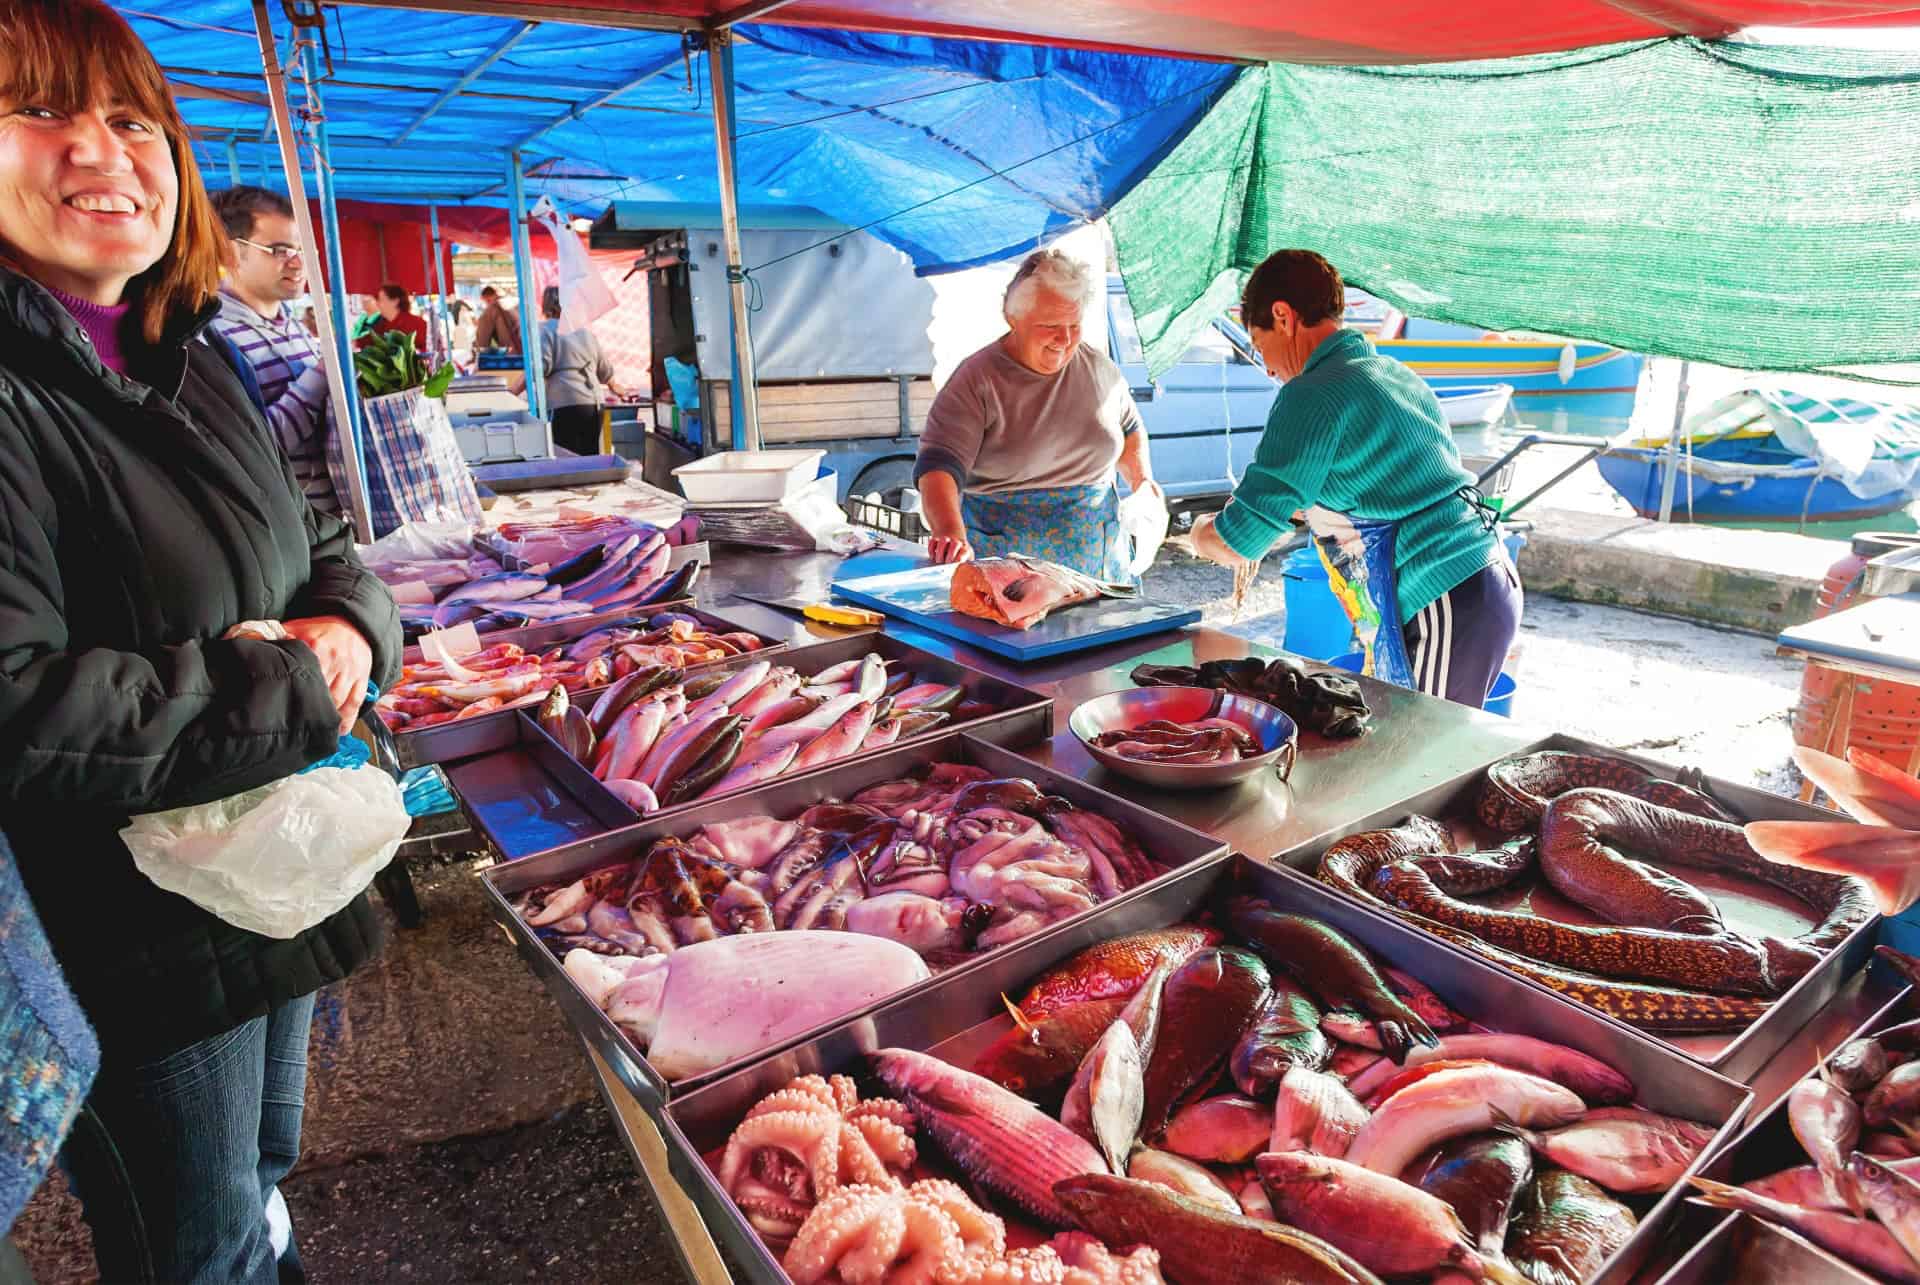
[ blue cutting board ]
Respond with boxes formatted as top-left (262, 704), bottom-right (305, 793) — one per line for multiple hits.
top-left (832, 562), bottom-right (1200, 663)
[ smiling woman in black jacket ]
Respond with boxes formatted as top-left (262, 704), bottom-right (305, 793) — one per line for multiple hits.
top-left (0, 3), bottom-right (401, 1280)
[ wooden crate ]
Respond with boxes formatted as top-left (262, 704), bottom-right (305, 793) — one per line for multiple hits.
top-left (708, 378), bottom-right (934, 444)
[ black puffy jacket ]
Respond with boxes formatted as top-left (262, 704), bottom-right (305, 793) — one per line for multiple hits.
top-left (0, 266), bottom-right (402, 1059)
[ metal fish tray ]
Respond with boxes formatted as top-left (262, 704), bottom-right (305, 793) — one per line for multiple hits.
top-left (1647, 959), bottom-right (1912, 1284)
top-left (385, 602), bottom-right (781, 769)
top-left (458, 632), bottom-right (1055, 859)
top-left (1658, 1212), bottom-right (1882, 1285)
top-left (659, 853), bottom-right (1751, 1285)
top-left (479, 731), bottom-right (1228, 1117)
top-left (1265, 732), bottom-right (1881, 1083)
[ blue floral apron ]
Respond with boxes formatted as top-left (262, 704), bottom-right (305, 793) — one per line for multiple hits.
top-left (962, 482), bottom-right (1133, 583)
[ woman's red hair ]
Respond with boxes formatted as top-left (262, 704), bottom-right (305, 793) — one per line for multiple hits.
top-left (0, 0), bottom-right (224, 342)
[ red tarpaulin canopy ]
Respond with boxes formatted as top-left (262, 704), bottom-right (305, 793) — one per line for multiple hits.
top-left (371, 0), bottom-right (1920, 63)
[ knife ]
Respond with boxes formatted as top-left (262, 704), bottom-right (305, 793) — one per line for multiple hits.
top-left (729, 591), bottom-right (883, 628)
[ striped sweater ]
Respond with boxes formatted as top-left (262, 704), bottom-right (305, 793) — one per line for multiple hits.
top-left (1215, 328), bottom-right (1497, 621)
top-left (210, 289), bottom-right (339, 514)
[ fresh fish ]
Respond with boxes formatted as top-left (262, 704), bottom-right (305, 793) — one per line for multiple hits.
top-left (1060, 1019), bottom-right (1144, 1174)
top-left (1385, 967), bottom-right (1470, 1033)
top-left (894, 682), bottom-right (964, 713)
top-left (601, 703), bottom-right (677, 784)
top-left (798, 681), bottom-right (853, 700)
top-left (697, 742), bottom-right (798, 800)
top-left (1345, 1064), bottom-right (1586, 1177)
top-left (1747, 1155), bottom-right (1920, 1209)
top-left (1511, 1170), bottom-right (1638, 1285)
top-left (632, 707), bottom-right (718, 790)
top-left (648, 713), bottom-right (742, 799)
top-left (1256, 1152), bottom-right (1527, 1284)
top-left (871, 1047), bottom-right (1107, 1226)
top-left (681, 671), bottom-right (730, 701)
top-left (974, 996), bottom-right (1128, 1101)
top-left (1272, 1064), bottom-right (1369, 1158)
top-left (1164, 1095), bottom-right (1271, 1164)
top-left (853, 652), bottom-right (888, 701)
top-left (1052, 1172), bottom-right (1388, 1285)
top-left (1845, 1151), bottom-right (1920, 1271)
top-left (806, 656), bottom-right (866, 685)
top-left (587, 664), bottom-right (679, 738)
top-left (860, 719), bottom-right (904, 751)
top-left (1830, 1037), bottom-right (1894, 1095)
top-left (742, 693), bottom-right (823, 736)
top-left (1060, 964), bottom-right (1167, 1171)
top-left (435, 571), bottom-right (548, 608)
top-left (1322, 1009), bottom-right (1384, 1049)
top-left (1493, 1106), bottom-right (1714, 1194)
top-left (1232, 975), bottom-right (1330, 1099)
top-left (634, 560), bottom-right (699, 606)
top-left (1869, 1061), bottom-right (1920, 1127)
top-left (660, 725), bottom-right (743, 805)
top-left (602, 778), bottom-right (660, 814)
top-left (1329, 1047), bottom-right (1385, 1082)
top-left (1793, 1065), bottom-right (1865, 1210)
top-left (788, 699), bottom-right (876, 770)
top-left (1016, 926), bottom-right (1221, 1020)
top-left (1142, 947), bottom-right (1271, 1137)
top-left (1228, 899), bottom-right (1438, 1062)
top-left (1405, 1133), bottom-right (1533, 1260)
top-left (727, 668), bottom-right (800, 720)
top-left (701, 660), bottom-right (772, 711)
top-left (1347, 1033), bottom-right (1634, 1107)
top-left (1356, 1060), bottom-right (1499, 1111)
top-left (1689, 1177), bottom-right (1920, 1284)
top-left (1129, 1147), bottom-right (1241, 1215)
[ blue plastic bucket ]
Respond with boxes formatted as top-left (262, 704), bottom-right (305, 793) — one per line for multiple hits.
top-left (1281, 544), bottom-right (1353, 660)
top-left (1331, 651), bottom-right (1518, 717)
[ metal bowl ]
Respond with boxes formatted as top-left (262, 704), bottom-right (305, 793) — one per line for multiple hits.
top-left (1069, 687), bottom-right (1298, 791)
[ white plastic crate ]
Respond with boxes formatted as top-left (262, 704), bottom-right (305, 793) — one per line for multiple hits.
top-left (671, 449), bottom-right (824, 504)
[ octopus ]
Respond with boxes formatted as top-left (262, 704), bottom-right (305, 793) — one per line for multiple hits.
top-left (718, 1074), bottom-right (917, 1243)
top-left (783, 1182), bottom-right (1163, 1285)
top-left (629, 840), bottom-right (775, 943)
top-left (1316, 751), bottom-right (1877, 1033)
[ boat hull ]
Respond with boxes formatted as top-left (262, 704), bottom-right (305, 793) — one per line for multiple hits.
top-left (1596, 449), bottom-right (1916, 523)
top-left (1378, 338), bottom-right (1645, 419)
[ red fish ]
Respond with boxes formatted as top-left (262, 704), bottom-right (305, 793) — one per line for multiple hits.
top-left (974, 996), bottom-right (1128, 1100)
top-left (1017, 926), bottom-right (1221, 1021)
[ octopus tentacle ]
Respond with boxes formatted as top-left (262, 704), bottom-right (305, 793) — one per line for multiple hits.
top-left (848, 1112), bottom-right (917, 1173)
top-left (784, 1185), bottom-right (905, 1285)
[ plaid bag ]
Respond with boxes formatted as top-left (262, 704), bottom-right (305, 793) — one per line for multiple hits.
top-left (327, 387), bottom-right (483, 539)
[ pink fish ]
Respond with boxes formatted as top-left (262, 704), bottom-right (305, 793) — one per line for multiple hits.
top-left (743, 693), bottom-right (822, 736)
top-left (598, 699), bottom-right (668, 782)
top-left (698, 742), bottom-right (799, 799)
top-left (634, 710), bottom-right (717, 790)
top-left (728, 668), bottom-right (800, 719)
top-left (603, 778), bottom-right (659, 814)
top-left (790, 700), bottom-right (877, 771)
top-left (862, 719), bottom-right (905, 751)
top-left (1747, 821), bottom-right (1920, 915)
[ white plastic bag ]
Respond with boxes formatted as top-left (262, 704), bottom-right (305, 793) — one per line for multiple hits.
top-left (1117, 480), bottom-right (1170, 578)
top-left (121, 765), bottom-right (410, 940)
top-left (531, 197), bottom-right (616, 333)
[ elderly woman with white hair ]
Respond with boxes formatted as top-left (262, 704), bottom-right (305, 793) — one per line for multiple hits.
top-left (914, 249), bottom-right (1161, 580)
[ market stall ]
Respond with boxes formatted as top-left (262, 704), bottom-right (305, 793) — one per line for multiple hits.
top-left (349, 517), bottom-right (1902, 1285)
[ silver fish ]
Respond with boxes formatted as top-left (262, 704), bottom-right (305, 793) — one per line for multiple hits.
top-left (1690, 1177), bottom-right (1920, 1284)
top-left (1494, 1106), bottom-right (1715, 1194)
top-left (1272, 1065), bottom-right (1369, 1159)
top-left (1791, 1068), bottom-right (1864, 1211)
top-left (1748, 1155), bottom-right (1920, 1209)
top-left (1129, 1146), bottom-right (1241, 1216)
top-left (1060, 1020), bottom-right (1143, 1175)
top-left (1846, 1152), bottom-right (1920, 1274)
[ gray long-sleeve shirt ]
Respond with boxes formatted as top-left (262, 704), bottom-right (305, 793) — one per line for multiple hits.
top-left (540, 319), bottom-right (615, 411)
top-left (914, 340), bottom-right (1142, 495)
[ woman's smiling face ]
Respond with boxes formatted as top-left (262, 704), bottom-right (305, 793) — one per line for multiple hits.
top-left (0, 92), bottom-right (177, 304)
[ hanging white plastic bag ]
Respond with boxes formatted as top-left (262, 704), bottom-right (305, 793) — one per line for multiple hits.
top-left (120, 766), bottom-right (409, 940)
top-left (531, 196), bottom-right (615, 333)
top-left (119, 623), bottom-right (410, 939)
top-left (1117, 479), bottom-right (1170, 578)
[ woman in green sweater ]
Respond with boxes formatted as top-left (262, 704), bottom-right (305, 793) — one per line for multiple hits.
top-left (1191, 250), bottom-right (1522, 707)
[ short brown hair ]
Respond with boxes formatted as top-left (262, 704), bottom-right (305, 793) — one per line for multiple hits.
top-left (212, 186), bottom-right (294, 241)
top-left (541, 285), bottom-right (562, 319)
top-left (1241, 250), bottom-right (1345, 330)
top-left (0, 0), bottom-right (224, 343)
top-left (378, 283), bottom-right (412, 312)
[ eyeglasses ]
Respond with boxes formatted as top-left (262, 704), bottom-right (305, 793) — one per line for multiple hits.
top-left (234, 237), bottom-right (303, 264)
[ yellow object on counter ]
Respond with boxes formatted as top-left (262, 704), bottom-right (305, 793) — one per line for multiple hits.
top-left (804, 603), bottom-right (884, 628)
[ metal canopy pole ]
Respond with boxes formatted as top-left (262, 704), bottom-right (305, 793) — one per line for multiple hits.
top-left (249, 0), bottom-right (374, 542)
top-left (429, 203), bottom-right (451, 364)
top-left (1657, 360), bottom-right (1692, 524)
top-left (507, 151), bottom-right (548, 429)
top-left (704, 29), bottom-right (760, 451)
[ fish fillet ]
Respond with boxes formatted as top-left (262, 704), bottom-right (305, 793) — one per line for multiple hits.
top-left (950, 556), bottom-right (1103, 630)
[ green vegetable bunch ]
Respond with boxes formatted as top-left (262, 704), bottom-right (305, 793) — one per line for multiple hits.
top-left (354, 331), bottom-right (456, 400)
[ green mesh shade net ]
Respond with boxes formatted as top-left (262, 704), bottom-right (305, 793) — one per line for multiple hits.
top-left (1109, 39), bottom-right (1920, 380)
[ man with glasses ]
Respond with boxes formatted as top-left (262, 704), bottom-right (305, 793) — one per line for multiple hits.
top-left (211, 186), bottom-right (340, 514)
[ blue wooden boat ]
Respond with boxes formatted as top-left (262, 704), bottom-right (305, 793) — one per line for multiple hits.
top-left (1596, 389), bottom-right (1920, 524)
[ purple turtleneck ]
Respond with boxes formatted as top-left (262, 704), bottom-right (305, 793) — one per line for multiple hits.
top-left (45, 285), bottom-right (131, 375)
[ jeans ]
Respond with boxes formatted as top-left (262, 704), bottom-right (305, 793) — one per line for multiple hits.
top-left (61, 995), bottom-right (316, 1285)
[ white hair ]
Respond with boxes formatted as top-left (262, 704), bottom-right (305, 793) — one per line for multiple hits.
top-left (1004, 249), bottom-right (1097, 319)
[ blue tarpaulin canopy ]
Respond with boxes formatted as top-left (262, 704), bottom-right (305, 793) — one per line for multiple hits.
top-left (125, 3), bottom-right (1236, 274)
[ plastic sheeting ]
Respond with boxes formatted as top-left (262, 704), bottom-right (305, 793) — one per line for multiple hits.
top-left (127, 5), bottom-right (1235, 276)
top-left (1110, 40), bottom-right (1920, 379)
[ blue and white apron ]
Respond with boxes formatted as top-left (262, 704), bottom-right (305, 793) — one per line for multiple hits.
top-left (961, 482), bottom-right (1134, 583)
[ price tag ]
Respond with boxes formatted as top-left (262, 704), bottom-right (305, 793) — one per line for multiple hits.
top-left (389, 580), bottom-right (435, 606)
top-left (420, 622), bottom-right (482, 666)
